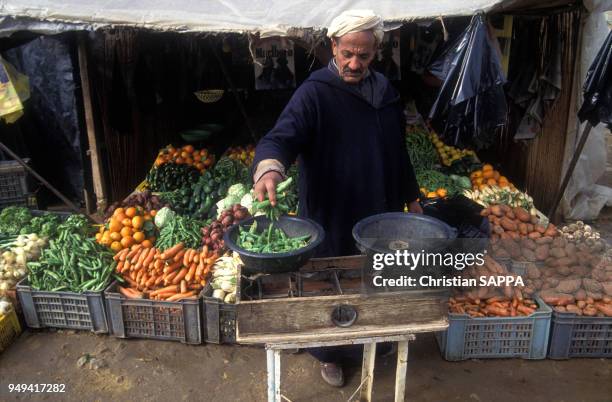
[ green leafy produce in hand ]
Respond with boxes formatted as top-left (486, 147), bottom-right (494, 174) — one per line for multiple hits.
top-left (27, 215), bottom-right (118, 292)
top-left (251, 177), bottom-right (295, 220)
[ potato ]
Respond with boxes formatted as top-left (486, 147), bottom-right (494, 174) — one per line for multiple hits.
top-left (529, 215), bottom-right (538, 225)
top-left (534, 224), bottom-right (546, 234)
top-left (492, 224), bottom-right (505, 235)
top-left (545, 258), bottom-right (558, 267)
top-left (603, 282), bottom-right (612, 297)
top-left (513, 207), bottom-right (531, 223)
top-left (522, 248), bottom-right (536, 262)
top-left (518, 223), bottom-right (528, 236)
top-left (565, 304), bottom-right (582, 315)
top-left (528, 232), bottom-right (542, 240)
top-left (583, 278), bottom-right (603, 294)
top-left (577, 300), bottom-right (587, 309)
top-left (554, 306), bottom-right (567, 313)
top-left (521, 238), bottom-right (537, 251)
top-left (508, 231), bottom-right (520, 240)
top-left (583, 306), bottom-right (598, 316)
top-left (552, 237), bottom-right (566, 249)
top-left (499, 204), bottom-right (511, 214)
top-left (535, 245), bottom-right (550, 261)
top-left (545, 278), bottom-right (560, 288)
top-left (526, 264), bottom-right (541, 279)
top-left (586, 291), bottom-right (604, 300)
top-left (556, 257), bottom-right (572, 267)
top-left (490, 205), bottom-right (503, 217)
top-left (555, 278), bottom-right (582, 294)
top-left (544, 224), bottom-right (558, 237)
top-left (556, 266), bottom-right (572, 276)
top-left (574, 288), bottom-right (587, 301)
top-left (564, 242), bottom-right (577, 256)
top-left (480, 208), bottom-right (490, 216)
top-left (500, 217), bottom-right (518, 232)
top-left (594, 302), bottom-right (612, 317)
top-left (550, 248), bottom-right (566, 258)
top-left (535, 236), bottom-right (554, 244)
top-left (571, 266), bottom-right (589, 277)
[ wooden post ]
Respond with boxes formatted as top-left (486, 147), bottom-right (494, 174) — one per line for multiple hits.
top-left (360, 343), bottom-right (376, 402)
top-left (394, 341), bottom-right (409, 402)
top-left (77, 33), bottom-right (107, 212)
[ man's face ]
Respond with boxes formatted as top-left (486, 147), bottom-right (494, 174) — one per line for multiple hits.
top-left (332, 31), bottom-right (377, 84)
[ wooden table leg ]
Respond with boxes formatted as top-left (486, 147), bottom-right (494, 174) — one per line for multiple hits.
top-left (394, 341), bottom-right (409, 402)
top-left (360, 342), bottom-right (377, 402)
top-left (266, 348), bottom-right (281, 402)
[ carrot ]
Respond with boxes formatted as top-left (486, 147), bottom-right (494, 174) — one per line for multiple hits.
top-left (200, 279), bottom-right (207, 286)
top-left (193, 253), bottom-right (200, 264)
top-left (126, 244), bottom-right (142, 260)
top-left (485, 296), bottom-right (507, 304)
top-left (154, 259), bottom-right (164, 270)
top-left (173, 249), bottom-right (187, 263)
top-left (124, 276), bottom-right (138, 288)
top-left (143, 247), bottom-right (156, 267)
top-left (180, 279), bottom-right (188, 294)
top-left (136, 268), bottom-right (145, 283)
top-left (166, 291), bottom-right (196, 301)
top-left (163, 260), bottom-right (182, 274)
top-left (172, 267), bottom-right (188, 285)
top-left (183, 249), bottom-right (192, 267)
top-left (160, 242), bottom-right (184, 260)
top-left (118, 286), bottom-right (143, 299)
top-left (114, 248), bottom-right (129, 262)
top-left (195, 257), bottom-right (205, 280)
top-left (485, 305), bottom-right (509, 316)
top-left (129, 270), bottom-right (137, 281)
top-left (154, 275), bottom-right (164, 286)
top-left (150, 285), bottom-right (179, 296)
top-left (185, 262), bottom-right (197, 282)
top-left (188, 283), bottom-right (203, 290)
top-left (116, 260), bottom-right (124, 273)
top-left (164, 271), bottom-right (179, 286)
top-left (202, 245), bottom-right (208, 256)
top-left (517, 304), bottom-right (535, 316)
top-left (136, 247), bottom-right (152, 269)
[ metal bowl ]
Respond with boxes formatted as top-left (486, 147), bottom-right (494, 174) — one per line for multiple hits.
top-left (223, 215), bottom-right (325, 274)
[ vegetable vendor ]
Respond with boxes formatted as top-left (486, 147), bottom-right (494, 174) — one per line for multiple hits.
top-left (251, 9), bottom-right (422, 388)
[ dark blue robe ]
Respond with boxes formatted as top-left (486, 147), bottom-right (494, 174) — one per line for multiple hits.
top-left (253, 67), bottom-right (420, 256)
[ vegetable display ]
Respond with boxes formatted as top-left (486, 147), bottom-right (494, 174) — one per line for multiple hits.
top-left (113, 243), bottom-right (219, 301)
top-left (226, 145), bottom-right (255, 167)
top-left (469, 164), bottom-right (515, 190)
top-left (147, 163), bottom-right (200, 192)
top-left (237, 220), bottom-right (310, 254)
top-left (416, 170), bottom-right (461, 199)
top-left (0, 234), bottom-right (47, 294)
top-left (97, 207), bottom-right (157, 252)
top-left (154, 144), bottom-right (214, 172)
top-left (209, 253), bottom-right (240, 303)
top-left (464, 186), bottom-right (535, 211)
top-left (156, 214), bottom-right (204, 251)
top-left (448, 295), bottom-right (539, 317)
top-left (405, 130), bottom-right (438, 173)
top-left (430, 132), bottom-right (476, 167)
top-left (201, 205), bottom-right (250, 251)
top-left (0, 207), bottom-right (36, 236)
top-left (28, 215), bottom-right (117, 292)
top-left (104, 190), bottom-right (167, 219)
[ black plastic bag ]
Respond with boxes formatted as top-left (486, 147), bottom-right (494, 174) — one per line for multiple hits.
top-left (428, 14), bottom-right (507, 149)
top-left (578, 29), bottom-right (612, 129)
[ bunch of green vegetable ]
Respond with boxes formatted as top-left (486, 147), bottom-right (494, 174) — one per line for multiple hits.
top-left (156, 214), bottom-right (203, 251)
top-left (406, 131), bottom-right (438, 173)
top-left (251, 177), bottom-right (295, 220)
top-left (416, 170), bottom-right (462, 196)
top-left (27, 215), bottom-right (118, 292)
top-left (147, 163), bottom-right (200, 192)
top-left (20, 213), bottom-right (62, 238)
top-left (237, 220), bottom-right (310, 254)
top-left (0, 207), bottom-right (33, 235)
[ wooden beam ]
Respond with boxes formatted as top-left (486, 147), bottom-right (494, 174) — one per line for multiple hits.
top-left (77, 33), bottom-right (107, 212)
top-left (360, 343), bottom-right (376, 402)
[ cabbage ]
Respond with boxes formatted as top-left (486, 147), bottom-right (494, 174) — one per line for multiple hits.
top-left (227, 183), bottom-right (246, 197)
top-left (154, 207), bottom-right (175, 228)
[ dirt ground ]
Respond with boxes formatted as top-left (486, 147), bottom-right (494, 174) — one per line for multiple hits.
top-left (1, 328), bottom-right (611, 402)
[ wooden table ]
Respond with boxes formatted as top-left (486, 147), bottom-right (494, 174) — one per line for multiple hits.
top-left (263, 320), bottom-right (448, 402)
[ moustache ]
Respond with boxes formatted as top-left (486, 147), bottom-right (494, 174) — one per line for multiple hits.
top-left (342, 68), bottom-right (363, 75)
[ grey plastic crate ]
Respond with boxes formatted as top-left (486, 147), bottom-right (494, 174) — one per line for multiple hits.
top-left (548, 311), bottom-right (612, 359)
top-left (202, 284), bottom-right (236, 344)
top-left (436, 296), bottom-right (551, 361)
top-left (105, 282), bottom-right (203, 344)
top-left (16, 278), bottom-right (108, 333)
top-left (0, 159), bottom-right (30, 200)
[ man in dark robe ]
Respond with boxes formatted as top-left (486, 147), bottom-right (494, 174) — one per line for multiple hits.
top-left (251, 9), bottom-right (422, 387)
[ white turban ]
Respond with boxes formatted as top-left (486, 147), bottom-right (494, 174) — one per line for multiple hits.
top-left (327, 9), bottom-right (384, 44)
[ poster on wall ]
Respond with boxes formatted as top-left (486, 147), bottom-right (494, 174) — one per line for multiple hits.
top-left (372, 30), bottom-right (401, 80)
top-left (253, 38), bottom-right (296, 90)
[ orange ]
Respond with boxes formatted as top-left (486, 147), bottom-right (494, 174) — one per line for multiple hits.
top-left (482, 163), bottom-right (493, 171)
top-left (110, 232), bottom-right (122, 241)
top-left (141, 239), bottom-right (153, 248)
top-left (120, 226), bottom-right (133, 238)
top-left (132, 216), bottom-right (144, 230)
top-left (120, 237), bottom-right (134, 248)
top-left (183, 145), bottom-right (195, 153)
top-left (486, 178), bottom-right (497, 186)
top-left (113, 207), bottom-right (125, 217)
top-left (133, 231), bottom-right (145, 243)
top-left (150, 210), bottom-right (157, 217)
top-left (100, 232), bottom-right (112, 246)
top-left (121, 218), bottom-right (132, 227)
top-left (436, 188), bottom-right (448, 198)
top-left (125, 207), bottom-right (137, 218)
top-left (110, 241), bottom-right (123, 252)
top-left (99, 225), bottom-right (105, 234)
top-left (95, 232), bottom-right (102, 241)
top-left (108, 218), bottom-right (122, 233)
top-left (143, 214), bottom-right (152, 221)
top-left (482, 170), bottom-right (494, 179)
top-left (114, 212), bottom-right (127, 223)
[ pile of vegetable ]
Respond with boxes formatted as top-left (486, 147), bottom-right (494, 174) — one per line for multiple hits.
top-left (209, 253), bottom-right (240, 303)
top-left (405, 130), bottom-right (438, 173)
top-left (201, 205), bottom-right (250, 251)
top-left (0, 206), bottom-right (33, 235)
top-left (464, 186), bottom-right (535, 211)
top-left (113, 243), bottom-right (219, 300)
top-left (416, 170), bottom-right (463, 199)
top-left (469, 164), bottom-right (515, 190)
top-left (458, 255), bottom-right (526, 301)
top-left (156, 211), bottom-right (203, 251)
top-left (430, 132), bottom-right (476, 167)
top-left (28, 215), bottom-right (117, 292)
top-left (147, 163), bottom-right (200, 192)
top-left (448, 294), bottom-right (539, 317)
top-left (0, 296), bottom-right (13, 316)
top-left (97, 207), bottom-right (157, 252)
top-left (0, 234), bottom-right (48, 294)
top-left (104, 190), bottom-right (167, 219)
top-left (154, 144), bottom-right (214, 172)
top-left (226, 145), bottom-right (255, 167)
top-left (560, 221), bottom-right (604, 247)
top-left (237, 220), bottom-right (310, 253)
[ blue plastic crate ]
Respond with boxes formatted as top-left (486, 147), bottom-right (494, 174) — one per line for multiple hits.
top-left (436, 296), bottom-right (551, 360)
top-left (548, 311), bottom-right (612, 359)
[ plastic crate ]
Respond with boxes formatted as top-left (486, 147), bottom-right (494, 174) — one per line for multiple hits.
top-left (510, 259), bottom-right (530, 276)
top-left (0, 308), bottom-right (22, 352)
top-left (548, 311), bottom-right (612, 359)
top-left (436, 296), bottom-right (552, 361)
top-left (104, 282), bottom-right (203, 344)
top-left (202, 285), bottom-right (236, 344)
top-left (16, 278), bottom-right (108, 333)
top-left (0, 193), bottom-right (37, 209)
top-left (0, 159), bottom-right (30, 200)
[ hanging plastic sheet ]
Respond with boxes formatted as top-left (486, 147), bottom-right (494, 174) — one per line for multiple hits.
top-left (428, 13), bottom-right (507, 149)
top-left (578, 29), bottom-right (612, 129)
